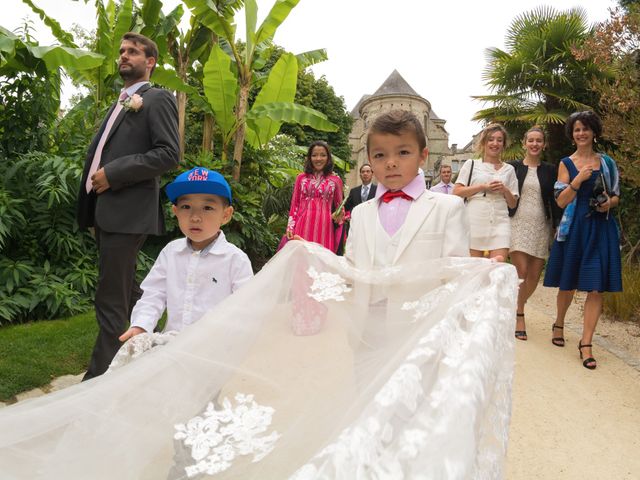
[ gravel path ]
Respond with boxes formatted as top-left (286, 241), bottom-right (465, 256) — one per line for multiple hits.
top-left (506, 284), bottom-right (640, 479)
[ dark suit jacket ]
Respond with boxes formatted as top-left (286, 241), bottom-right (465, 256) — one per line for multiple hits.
top-left (508, 160), bottom-right (562, 228)
top-left (345, 183), bottom-right (377, 212)
top-left (77, 84), bottom-right (180, 235)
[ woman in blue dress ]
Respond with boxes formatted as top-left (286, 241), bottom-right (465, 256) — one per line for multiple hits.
top-left (543, 111), bottom-right (622, 370)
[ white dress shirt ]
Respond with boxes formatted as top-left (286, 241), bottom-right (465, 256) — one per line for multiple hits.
top-left (130, 231), bottom-right (253, 333)
top-left (430, 182), bottom-right (454, 194)
top-left (361, 183), bottom-right (371, 202)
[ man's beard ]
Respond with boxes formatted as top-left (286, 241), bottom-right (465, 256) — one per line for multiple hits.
top-left (119, 63), bottom-right (146, 81)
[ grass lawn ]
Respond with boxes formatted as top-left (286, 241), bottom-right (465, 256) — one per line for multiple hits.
top-left (0, 312), bottom-right (97, 402)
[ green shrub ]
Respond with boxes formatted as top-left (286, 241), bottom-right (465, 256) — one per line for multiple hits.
top-left (0, 152), bottom-right (98, 324)
top-left (604, 260), bottom-right (640, 322)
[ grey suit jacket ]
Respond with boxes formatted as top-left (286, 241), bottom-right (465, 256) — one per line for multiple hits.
top-left (77, 84), bottom-right (180, 235)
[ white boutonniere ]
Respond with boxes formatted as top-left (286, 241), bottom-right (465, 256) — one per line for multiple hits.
top-left (120, 93), bottom-right (143, 112)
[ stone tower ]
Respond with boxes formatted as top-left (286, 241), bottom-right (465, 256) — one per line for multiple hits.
top-left (347, 70), bottom-right (473, 187)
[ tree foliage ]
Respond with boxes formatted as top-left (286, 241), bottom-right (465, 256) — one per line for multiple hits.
top-left (0, 1), bottom-right (351, 322)
top-left (574, 5), bottom-right (640, 259)
top-left (473, 6), bottom-right (603, 162)
top-left (281, 72), bottom-right (353, 161)
top-left (180, 0), bottom-right (337, 180)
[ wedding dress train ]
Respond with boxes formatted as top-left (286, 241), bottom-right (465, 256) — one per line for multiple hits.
top-left (0, 242), bottom-right (517, 479)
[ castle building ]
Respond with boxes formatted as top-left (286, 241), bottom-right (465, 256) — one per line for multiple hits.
top-left (347, 70), bottom-right (474, 188)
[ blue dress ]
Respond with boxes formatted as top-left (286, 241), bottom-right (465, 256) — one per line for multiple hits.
top-left (543, 157), bottom-right (622, 292)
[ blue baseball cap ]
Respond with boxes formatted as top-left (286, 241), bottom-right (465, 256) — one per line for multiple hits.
top-left (166, 167), bottom-right (232, 204)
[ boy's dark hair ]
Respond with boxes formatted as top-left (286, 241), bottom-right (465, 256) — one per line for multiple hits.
top-left (565, 111), bottom-right (603, 141)
top-left (122, 32), bottom-right (159, 74)
top-left (366, 110), bottom-right (427, 153)
top-left (303, 140), bottom-right (334, 176)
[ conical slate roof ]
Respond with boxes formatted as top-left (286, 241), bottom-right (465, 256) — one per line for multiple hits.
top-left (370, 70), bottom-right (422, 99)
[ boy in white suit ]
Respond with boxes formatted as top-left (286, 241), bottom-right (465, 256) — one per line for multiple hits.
top-left (345, 109), bottom-right (469, 268)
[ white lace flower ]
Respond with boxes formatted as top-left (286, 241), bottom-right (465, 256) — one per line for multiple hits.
top-left (374, 364), bottom-right (423, 411)
top-left (307, 266), bottom-right (351, 302)
top-left (108, 331), bottom-right (178, 372)
top-left (174, 393), bottom-right (280, 477)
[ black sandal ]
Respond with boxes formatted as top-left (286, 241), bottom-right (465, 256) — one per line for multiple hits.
top-left (515, 313), bottom-right (527, 341)
top-left (551, 324), bottom-right (565, 347)
top-left (578, 341), bottom-right (597, 370)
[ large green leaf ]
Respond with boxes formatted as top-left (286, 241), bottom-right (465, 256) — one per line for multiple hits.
top-left (0, 28), bottom-right (17, 65)
top-left (140, 0), bottom-right (163, 36)
top-left (254, 0), bottom-right (300, 45)
top-left (152, 66), bottom-right (212, 113)
top-left (20, 0), bottom-right (78, 48)
top-left (188, 25), bottom-right (215, 64)
top-left (202, 43), bottom-right (238, 136)
top-left (95, 0), bottom-right (115, 80)
top-left (246, 103), bottom-right (338, 138)
top-left (245, 52), bottom-right (297, 148)
top-left (295, 48), bottom-right (327, 70)
top-left (111, 0), bottom-right (134, 64)
top-left (26, 45), bottom-right (105, 71)
top-left (244, 0), bottom-right (258, 63)
top-left (181, 0), bottom-right (237, 41)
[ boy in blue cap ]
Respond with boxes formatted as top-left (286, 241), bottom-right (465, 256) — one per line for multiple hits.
top-left (119, 167), bottom-right (253, 341)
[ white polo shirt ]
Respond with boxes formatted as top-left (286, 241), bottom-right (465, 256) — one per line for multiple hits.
top-left (130, 231), bottom-right (253, 333)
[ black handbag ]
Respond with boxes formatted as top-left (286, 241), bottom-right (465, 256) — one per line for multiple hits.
top-left (463, 159), bottom-right (475, 204)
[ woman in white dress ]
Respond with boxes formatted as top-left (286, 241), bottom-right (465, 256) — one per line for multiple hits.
top-left (507, 127), bottom-right (560, 341)
top-left (453, 123), bottom-right (519, 261)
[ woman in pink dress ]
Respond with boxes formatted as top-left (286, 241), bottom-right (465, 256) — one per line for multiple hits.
top-left (285, 141), bottom-right (344, 253)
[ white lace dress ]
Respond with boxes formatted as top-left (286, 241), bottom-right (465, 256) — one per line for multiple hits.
top-left (510, 167), bottom-right (552, 259)
top-left (0, 243), bottom-right (518, 480)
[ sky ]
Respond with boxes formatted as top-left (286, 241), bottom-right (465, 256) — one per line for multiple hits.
top-left (5, 0), bottom-right (618, 146)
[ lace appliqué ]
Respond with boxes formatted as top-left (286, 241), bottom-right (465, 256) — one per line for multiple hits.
top-left (174, 393), bottom-right (281, 478)
top-left (107, 331), bottom-right (178, 372)
top-left (306, 266), bottom-right (352, 302)
top-left (290, 263), bottom-right (518, 480)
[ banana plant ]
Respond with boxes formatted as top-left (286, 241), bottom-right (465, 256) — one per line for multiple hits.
top-left (20, 0), bottom-right (135, 122)
top-left (182, 0), bottom-right (337, 180)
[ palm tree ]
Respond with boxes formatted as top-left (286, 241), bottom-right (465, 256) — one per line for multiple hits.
top-left (473, 6), bottom-right (604, 161)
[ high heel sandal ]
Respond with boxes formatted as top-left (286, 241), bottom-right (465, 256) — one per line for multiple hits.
top-left (578, 341), bottom-right (597, 370)
top-left (551, 324), bottom-right (565, 347)
top-left (515, 313), bottom-right (527, 341)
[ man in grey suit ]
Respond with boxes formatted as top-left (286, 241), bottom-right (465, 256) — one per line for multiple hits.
top-left (77, 32), bottom-right (180, 380)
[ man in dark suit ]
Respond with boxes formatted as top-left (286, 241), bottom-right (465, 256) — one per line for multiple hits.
top-left (336, 163), bottom-right (376, 255)
top-left (77, 32), bottom-right (179, 380)
top-left (345, 163), bottom-right (377, 212)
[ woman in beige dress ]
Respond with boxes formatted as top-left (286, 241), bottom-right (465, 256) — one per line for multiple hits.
top-left (454, 123), bottom-right (518, 261)
top-left (508, 127), bottom-right (560, 340)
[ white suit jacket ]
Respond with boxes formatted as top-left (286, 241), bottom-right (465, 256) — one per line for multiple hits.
top-left (345, 190), bottom-right (470, 269)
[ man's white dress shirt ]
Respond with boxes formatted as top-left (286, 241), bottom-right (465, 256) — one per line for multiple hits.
top-left (130, 231), bottom-right (253, 333)
top-left (430, 182), bottom-right (454, 194)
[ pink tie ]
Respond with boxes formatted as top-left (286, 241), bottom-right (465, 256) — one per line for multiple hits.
top-left (85, 91), bottom-right (128, 193)
top-left (445, 184), bottom-right (449, 194)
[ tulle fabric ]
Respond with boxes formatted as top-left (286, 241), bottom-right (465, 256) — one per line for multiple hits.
top-left (0, 242), bottom-right (517, 479)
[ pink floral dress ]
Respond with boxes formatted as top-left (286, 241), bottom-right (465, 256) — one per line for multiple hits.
top-left (286, 173), bottom-right (344, 253)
